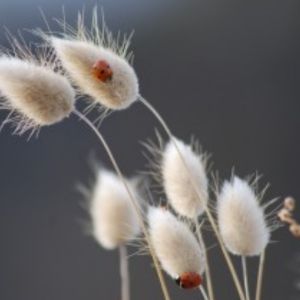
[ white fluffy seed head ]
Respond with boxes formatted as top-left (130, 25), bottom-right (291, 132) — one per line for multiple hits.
top-left (148, 207), bottom-right (205, 279)
top-left (217, 176), bottom-right (270, 256)
top-left (49, 10), bottom-right (139, 111)
top-left (0, 56), bottom-right (75, 133)
top-left (90, 170), bottom-right (141, 250)
top-left (162, 138), bottom-right (208, 218)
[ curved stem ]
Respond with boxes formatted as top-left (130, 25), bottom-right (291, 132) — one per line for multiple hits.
top-left (139, 96), bottom-right (246, 300)
top-left (199, 285), bottom-right (210, 300)
top-left (73, 109), bottom-right (171, 300)
top-left (194, 219), bottom-right (214, 300)
top-left (255, 250), bottom-right (266, 300)
top-left (120, 245), bottom-right (130, 300)
top-left (242, 256), bottom-right (250, 300)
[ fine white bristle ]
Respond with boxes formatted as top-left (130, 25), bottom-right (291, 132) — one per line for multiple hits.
top-left (90, 170), bottom-right (141, 250)
top-left (217, 176), bottom-right (270, 256)
top-left (162, 138), bottom-right (208, 218)
top-left (50, 35), bottom-right (139, 110)
top-left (148, 207), bottom-right (205, 279)
top-left (0, 56), bottom-right (75, 134)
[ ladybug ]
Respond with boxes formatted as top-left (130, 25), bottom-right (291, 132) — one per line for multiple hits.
top-left (175, 272), bottom-right (202, 289)
top-left (91, 60), bottom-right (113, 82)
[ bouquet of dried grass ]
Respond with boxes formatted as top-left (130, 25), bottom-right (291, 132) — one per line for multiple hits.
top-left (0, 8), bottom-right (298, 300)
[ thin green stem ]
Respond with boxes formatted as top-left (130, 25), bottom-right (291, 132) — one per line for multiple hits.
top-left (139, 96), bottom-right (246, 300)
top-left (73, 109), bottom-right (171, 300)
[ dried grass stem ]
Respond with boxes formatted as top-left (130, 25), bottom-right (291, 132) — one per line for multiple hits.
top-left (255, 249), bottom-right (266, 300)
top-left (73, 108), bottom-right (171, 300)
top-left (194, 219), bottom-right (214, 300)
top-left (139, 96), bottom-right (246, 300)
top-left (120, 245), bottom-right (130, 300)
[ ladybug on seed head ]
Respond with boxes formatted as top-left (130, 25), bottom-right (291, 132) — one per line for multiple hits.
top-left (92, 59), bottom-right (113, 82)
top-left (175, 272), bottom-right (202, 289)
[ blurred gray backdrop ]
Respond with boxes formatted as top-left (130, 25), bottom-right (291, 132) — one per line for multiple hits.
top-left (0, 0), bottom-right (299, 299)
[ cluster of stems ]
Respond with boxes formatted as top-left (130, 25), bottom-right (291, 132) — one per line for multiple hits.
top-left (75, 97), bottom-right (269, 300)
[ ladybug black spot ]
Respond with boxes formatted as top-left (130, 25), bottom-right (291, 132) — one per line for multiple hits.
top-left (175, 277), bottom-right (181, 287)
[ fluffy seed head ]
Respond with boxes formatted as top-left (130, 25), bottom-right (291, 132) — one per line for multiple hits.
top-left (0, 56), bottom-right (75, 134)
top-left (49, 10), bottom-right (139, 110)
top-left (90, 170), bottom-right (141, 250)
top-left (162, 138), bottom-right (208, 218)
top-left (278, 208), bottom-right (293, 223)
top-left (148, 207), bottom-right (205, 280)
top-left (289, 223), bottom-right (300, 238)
top-left (284, 196), bottom-right (296, 212)
top-left (217, 176), bottom-right (270, 256)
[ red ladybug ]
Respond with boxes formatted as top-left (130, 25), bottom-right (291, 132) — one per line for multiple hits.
top-left (91, 60), bottom-right (113, 82)
top-left (175, 272), bottom-right (202, 289)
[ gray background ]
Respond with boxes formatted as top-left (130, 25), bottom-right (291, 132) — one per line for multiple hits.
top-left (0, 0), bottom-right (299, 299)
